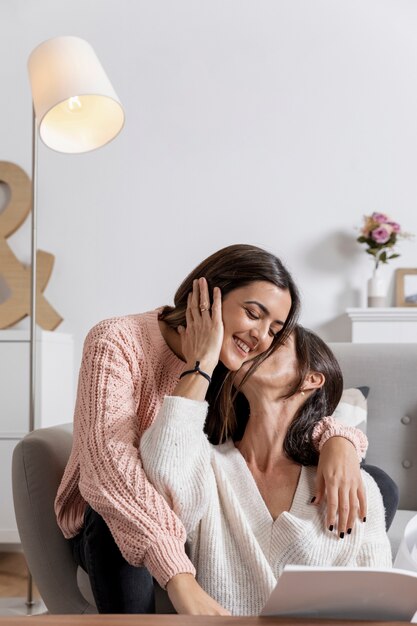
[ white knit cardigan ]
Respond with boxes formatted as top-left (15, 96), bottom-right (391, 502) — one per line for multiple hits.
top-left (140, 396), bottom-right (392, 616)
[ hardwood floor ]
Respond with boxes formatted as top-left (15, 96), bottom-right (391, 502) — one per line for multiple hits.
top-left (0, 552), bottom-right (40, 598)
top-left (0, 552), bottom-right (46, 615)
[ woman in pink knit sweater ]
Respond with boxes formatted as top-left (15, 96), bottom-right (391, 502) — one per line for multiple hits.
top-left (55, 244), bottom-right (385, 615)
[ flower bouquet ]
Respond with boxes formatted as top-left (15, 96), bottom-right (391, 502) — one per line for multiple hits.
top-left (357, 212), bottom-right (413, 307)
top-left (357, 212), bottom-right (408, 269)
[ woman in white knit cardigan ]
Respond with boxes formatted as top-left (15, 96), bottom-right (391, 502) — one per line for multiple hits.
top-left (140, 281), bottom-right (392, 616)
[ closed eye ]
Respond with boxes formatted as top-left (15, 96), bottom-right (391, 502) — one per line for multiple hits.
top-left (244, 299), bottom-right (286, 330)
top-left (246, 307), bottom-right (280, 337)
top-left (244, 307), bottom-right (259, 320)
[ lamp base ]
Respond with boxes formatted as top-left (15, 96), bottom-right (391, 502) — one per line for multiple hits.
top-left (0, 597), bottom-right (47, 616)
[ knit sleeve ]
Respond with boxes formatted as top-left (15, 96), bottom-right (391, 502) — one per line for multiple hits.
top-left (141, 396), bottom-right (212, 535)
top-left (311, 416), bottom-right (368, 461)
top-left (355, 471), bottom-right (393, 568)
top-left (70, 329), bottom-right (195, 589)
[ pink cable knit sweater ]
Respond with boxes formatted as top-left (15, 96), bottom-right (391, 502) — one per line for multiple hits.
top-left (55, 310), bottom-right (195, 588)
top-left (55, 309), bottom-right (367, 589)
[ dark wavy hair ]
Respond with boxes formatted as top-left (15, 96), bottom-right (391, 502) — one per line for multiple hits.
top-left (159, 244), bottom-right (300, 438)
top-left (222, 326), bottom-right (344, 465)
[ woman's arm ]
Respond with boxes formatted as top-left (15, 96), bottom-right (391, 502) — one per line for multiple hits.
top-left (155, 279), bottom-right (230, 615)
top-left (141, 279), bottom-right (225, 528)
top-left (311, 417), bottom-right (369, 537)
top-left (140, 395), bottom-right (212, 533)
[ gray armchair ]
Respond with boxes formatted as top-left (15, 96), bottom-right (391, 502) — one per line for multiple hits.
top-left (12, 424), bottom-right (96, 614)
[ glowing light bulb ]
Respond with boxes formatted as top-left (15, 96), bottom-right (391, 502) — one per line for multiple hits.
top-left (67, 96), bottom-right (82, 111)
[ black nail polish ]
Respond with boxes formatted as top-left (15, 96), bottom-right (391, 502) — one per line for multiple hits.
top-left (340, 532), bottom-right (345, 539)
top-left (310, 496), bottom-right (316, 503)
top-left (363, 516), bottom-right (367, 523)
top-left (329, 524), bottom-right (334, 531)
top-left (347, 528), bottom-right (352, 535)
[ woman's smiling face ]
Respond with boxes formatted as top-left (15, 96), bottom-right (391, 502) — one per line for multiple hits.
top-left (219, 281), bottom-right (292, 371)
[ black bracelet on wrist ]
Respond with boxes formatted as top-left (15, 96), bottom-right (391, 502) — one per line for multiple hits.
top-left (179, 360), bottom-right (212, 385)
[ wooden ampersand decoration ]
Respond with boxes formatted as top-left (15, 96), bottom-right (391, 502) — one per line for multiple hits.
top-left (0, 161), bottom-right (63, 330)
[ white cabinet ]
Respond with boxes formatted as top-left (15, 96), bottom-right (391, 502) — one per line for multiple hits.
top-left (0, 330), bottom-right (74, 543)
top-left (346, 308), bottom-right (417, 343)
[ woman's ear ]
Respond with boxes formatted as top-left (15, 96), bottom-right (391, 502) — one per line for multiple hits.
top-left (302, 371), bottom-right (325, 392)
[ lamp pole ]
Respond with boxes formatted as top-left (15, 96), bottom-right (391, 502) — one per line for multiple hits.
top-left (27, 105), bottom-right (39, 608)
top-left (29, 106), bottom-right (37, 436)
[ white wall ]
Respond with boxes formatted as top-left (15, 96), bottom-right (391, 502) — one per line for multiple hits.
top-left (1, 0), bottom-right (417, 379)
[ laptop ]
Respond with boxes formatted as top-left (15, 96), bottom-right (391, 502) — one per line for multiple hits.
top-left (260, 565), bottom-right (417, 622)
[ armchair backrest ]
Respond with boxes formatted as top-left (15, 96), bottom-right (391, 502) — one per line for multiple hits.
top-left (12, 424), bottom-right (96, 614)
top-left (329, 342), bottom-right (417, 511)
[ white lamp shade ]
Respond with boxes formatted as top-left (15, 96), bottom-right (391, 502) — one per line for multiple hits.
top-left (28, 36), bottom-right (124, 153)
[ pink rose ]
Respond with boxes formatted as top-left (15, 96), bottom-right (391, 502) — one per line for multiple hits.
top-left (371, 212), bottom-right (389, 224)
top-left (371, 226), bottom-right (391, 244)
top-left (388, 221), bottom-right (401, 233)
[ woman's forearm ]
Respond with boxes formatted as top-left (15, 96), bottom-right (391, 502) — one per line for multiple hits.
top-left (141, 396), bottom-right (212, 532)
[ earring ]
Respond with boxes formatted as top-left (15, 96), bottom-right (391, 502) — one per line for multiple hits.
top-left (300, 390), bottom-right (305, 397)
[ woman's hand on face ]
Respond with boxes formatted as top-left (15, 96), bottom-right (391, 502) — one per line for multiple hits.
top-left (178, 277), bottom-right (224, 375)
top-left (313, 436), bottom-right (367, 537)
top-left (166, 573), bottom-right (231, 615)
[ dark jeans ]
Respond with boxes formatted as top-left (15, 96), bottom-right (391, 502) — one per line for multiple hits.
top-left (361, 463), bottom-right (399, 531)
top-left (71, 467), bottom-right (398, 614)
top-left (70, 506), bottom-right (155, 614)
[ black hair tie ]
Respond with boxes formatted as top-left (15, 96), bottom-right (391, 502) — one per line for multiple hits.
top-left (179, 360), bottom-right (212, 384)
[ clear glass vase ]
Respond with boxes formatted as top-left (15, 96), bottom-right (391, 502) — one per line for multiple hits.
top-left (367, 266), bottom-right (387, 307)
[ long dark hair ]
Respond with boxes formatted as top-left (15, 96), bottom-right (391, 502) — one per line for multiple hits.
top-left (223, 326), bottom-right (344, 465)
top-left (159, 244), bottom-right (300, 437)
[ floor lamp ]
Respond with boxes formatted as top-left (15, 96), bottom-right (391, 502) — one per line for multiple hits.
top-left (24, 36), bottom-right (124, 612)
